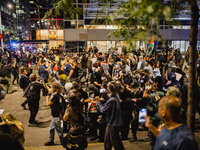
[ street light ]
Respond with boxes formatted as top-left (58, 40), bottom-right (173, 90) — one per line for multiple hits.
top-left (8, 4), bottom-right (12, 9)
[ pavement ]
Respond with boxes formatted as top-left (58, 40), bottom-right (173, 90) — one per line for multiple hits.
top-left (0, 84), bottom-right (152, 150)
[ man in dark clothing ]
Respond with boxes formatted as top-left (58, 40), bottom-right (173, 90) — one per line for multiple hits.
top-left (129, 82), bottom-right (145, 142)
top-left (116, 79), bottom-right (133, 140)
top-left (80, 53), bottom-right (88, 80)
top-left (11, 58), bottom-right (19, 85)
top-left (27, 74), bottom-right (45, 126)
top-left (20, 69), bottom-right (31, 109)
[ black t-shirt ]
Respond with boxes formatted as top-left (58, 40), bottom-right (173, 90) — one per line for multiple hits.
top-left (50, 93), bottom-right (63, 117)
top-left (28, 82), bottom-right (44, 101)
top-left (78, 88), bottom-right (88, 100)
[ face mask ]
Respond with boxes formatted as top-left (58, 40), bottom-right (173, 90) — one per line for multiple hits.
top-left (116, 64), bottom-right (119, 68)
top-left (92, 67), bottom-right (95, 71)
top-left (101, 77), bottom-right (106, 80)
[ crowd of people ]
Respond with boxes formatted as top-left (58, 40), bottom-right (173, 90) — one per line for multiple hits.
top-left (0, 46), bottom-right (199, 150)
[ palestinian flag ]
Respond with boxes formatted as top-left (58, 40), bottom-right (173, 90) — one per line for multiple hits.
top-left (149, 36), bottom-right (154, 55)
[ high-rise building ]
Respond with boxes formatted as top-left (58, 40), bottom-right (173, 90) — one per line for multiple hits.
top-left (16, 0), bottom-right (31, 41)
top-left (0, 0), bottom-right (17, 48)
top-left (30, 0), bottom-right (65, 49)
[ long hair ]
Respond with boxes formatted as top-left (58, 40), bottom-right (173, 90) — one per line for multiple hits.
top-left (52, 82), bottom-right (62, 94)
top-left (67, 90), bottom-right (83, 115)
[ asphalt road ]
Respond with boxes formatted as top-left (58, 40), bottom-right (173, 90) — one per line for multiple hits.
top-left (0, 84), bottom-right (152, 149)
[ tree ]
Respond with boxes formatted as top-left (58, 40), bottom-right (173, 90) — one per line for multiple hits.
top-left (187, 0), bottom-right (199, 133)
top-left (91, 0), bottom-right (184, 48)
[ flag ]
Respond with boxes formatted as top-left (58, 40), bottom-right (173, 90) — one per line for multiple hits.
top-left (149, 36), bottom-right (154, 55)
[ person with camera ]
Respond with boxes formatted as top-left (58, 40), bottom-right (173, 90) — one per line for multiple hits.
top-left (27, 74), bottom-right (45, 127)
top-left (143, 76), bottom-right (165, 150)
top-left (96, 81), bottom-right (125, 150)
top-left (45, 82), bottom-right (64, 146)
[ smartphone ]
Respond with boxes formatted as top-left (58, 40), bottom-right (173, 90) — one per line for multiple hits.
top-left (138, 108), bottom-right (147, 123)
top-left (100, 88), bottom-right (106, 93)
top-left (145, 85), bottom-right (151, 90)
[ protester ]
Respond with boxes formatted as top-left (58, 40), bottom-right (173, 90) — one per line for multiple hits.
top-left (45, 82), bottom-right (64, 146)
top-left (27, 74), bottom-right (45, 127)
top-left (96, 81), bottom-right (125, 150)
top-left (145, 96), bottom-right (198, 150)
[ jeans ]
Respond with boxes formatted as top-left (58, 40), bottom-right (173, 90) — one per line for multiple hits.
top-left (80, 67), bottom-right (86, 80)
top-left (49, 117), bottom-right (63, 145)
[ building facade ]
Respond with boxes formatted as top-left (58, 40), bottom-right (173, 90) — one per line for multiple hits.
top-left (30, 0), bottom-right (65, 49)
top-left (0, 0), bottom-right (17, 48)
top-left (16, 0), bottom-right (31, 41)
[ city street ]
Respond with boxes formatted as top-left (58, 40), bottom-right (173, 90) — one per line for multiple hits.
top-left (1, 80), bottom-right (200, 150)
top-left (0, 84), bottom-right (152, 149)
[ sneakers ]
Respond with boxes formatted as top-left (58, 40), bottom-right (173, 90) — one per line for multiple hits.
top-left (44, 141), bottom-right (55, 146)
top-left (21, 104), bottom-right (26, 110)
top-left (129, 136), bottom-right (137, 142)
top-left (28, 123), bottom-right (37, 127)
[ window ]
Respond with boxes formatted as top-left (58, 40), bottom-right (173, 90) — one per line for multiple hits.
top-left (64, 21), bottom-right (75, 29)
top-left (30, 9), bottom-right (39, 18)
top-left (40, 9), bottom-right (48, 18)
top-left (40, 20), bottom-right (48, 29)
top-left (49, 20), bottom-right (56, 29)
top-left (31, 20), bottom-right (39, 29)
top-left (57, 20), bottom-right (64, 29)
top-left (31, 30), bottom-right (36, 40)
top-left (39, 1), bottom-right (47, 8)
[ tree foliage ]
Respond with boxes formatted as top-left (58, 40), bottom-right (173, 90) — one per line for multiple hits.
top-left (91, 0), bottom-right (186, 48)
top-left (43, 0), bottom-right (87, 20)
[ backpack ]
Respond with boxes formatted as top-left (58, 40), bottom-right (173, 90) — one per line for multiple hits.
top-left (23, 83), bottom-right (36, 98)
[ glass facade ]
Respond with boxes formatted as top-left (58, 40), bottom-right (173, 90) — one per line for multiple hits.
top-left (30, 0), bottom-right (65, 47)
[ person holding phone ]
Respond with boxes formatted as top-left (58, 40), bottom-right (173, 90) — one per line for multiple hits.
top-left (96, 81), bottom-right (125, 150)
top-left (143, 76), bottom-right (165, 150)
